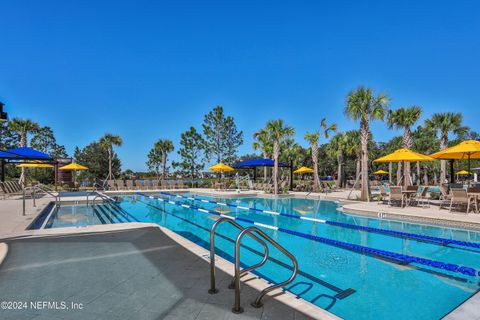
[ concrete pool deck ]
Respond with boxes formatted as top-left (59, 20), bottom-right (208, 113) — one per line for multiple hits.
top-left (0, 225), bottom-right (337, 320)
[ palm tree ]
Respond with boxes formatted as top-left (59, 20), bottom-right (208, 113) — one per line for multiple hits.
top-left (253, 128), bottom-right (272, 181)
top-left (387, 106), bottom-right (422, 186)
top-left (426, 113), bottom-right (468, 183)
top-left (326, 133), bottom-right (348, 188)
top-left (304, 131), bottom-right (321, 192)
top-left (343, 130), bottom-right (361, 182)
top-left (265, 120), bottom-right (294, 194)
top-left (8, 118), bottom-right (40, 186)
top-left (155, 139), bottom-right (174, 182)
top-left (99, 133), bottom-right (123, 181)
top-left (305, 118), bottom-right (336, 192)
top-left (345, 86), bottom-right (389, 201)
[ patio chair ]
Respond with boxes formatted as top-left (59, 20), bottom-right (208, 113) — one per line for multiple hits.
top-left (439, 185), bottom-right (452, 210)
top-left (448, 188), bottom-right (476, 213)
top-left (412, 186), bottom-right (430, 208)
top-left (152, 180), bottom-right (159, 190)
top-left (161, 180), bottom-right (167, 190)
top-left (169, 180), bottom-right (176, 189)
top-left (388, 186), bottom-right (406, 207)
top-left (376, 185), bottom-right (389, 204)
top-left (0, 181), bottom-right (35, 199)
top-left (115, 180), bottom-right (125, 190)
top-left (143, 180), bottom-right (151, 190)
top-left (107, 180), bottom-right (116, 190)
top-left (125, 180), bottom-right (134, 190)
top-left (177, 180), bottom-right (184, 189)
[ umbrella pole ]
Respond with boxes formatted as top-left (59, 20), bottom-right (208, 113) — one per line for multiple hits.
top-left (468, 154), bottom-right (471, 185)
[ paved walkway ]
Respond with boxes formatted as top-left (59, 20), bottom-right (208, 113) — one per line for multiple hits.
top-left (342, 201), bottom-right (480, 229)
top-left (0, 227), bottom-right (325, 320)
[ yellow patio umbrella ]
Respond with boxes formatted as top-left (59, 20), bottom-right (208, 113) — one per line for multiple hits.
top-left (374, 148), bottom-right (434, 163)
top-left (373, 169), bottom-right (389, 175)
top-left (16, 163), bottom-right (54, 168)
top-left (293, 166), bottom-right (314, 174)
top-left (209, 163), bottom-right (234, 173)
top-left (59, 163), bottom-right (89, 171)
top-left (59, 163), bottom-right (89, 187)
top-left (456, 170), bottom-right (471, 175)
top-left (374, 148), bottom-right (433, 185)
top-left (430, 140), bottom-right (480, 178)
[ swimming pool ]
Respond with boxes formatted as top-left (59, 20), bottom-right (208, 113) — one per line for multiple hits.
top-left (35, 193), bottom-right (480, 320)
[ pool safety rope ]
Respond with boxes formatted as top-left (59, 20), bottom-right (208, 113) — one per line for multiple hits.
top-left (138, 193), bottom-right (480, 277)
top-left (158, 191), bottom-right (480, 250)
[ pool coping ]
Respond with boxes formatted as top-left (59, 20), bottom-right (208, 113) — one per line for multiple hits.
top-left (2, 222), bottom-right (341, 320)
top-left (442, 290), bottom-right (480, 320)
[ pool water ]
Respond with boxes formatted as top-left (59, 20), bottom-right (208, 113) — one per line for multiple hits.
top-left (38, 193), bottom-right (480, 320)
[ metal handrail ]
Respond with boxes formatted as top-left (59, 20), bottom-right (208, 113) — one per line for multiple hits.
top-left (209, 217), bottom-right (269, 295)
top-left (209, 217), bottom-right (298, 314)
top-left (90, 192), bottom-right (114, 206)
top-left (233, 227), bottom-right (298, 313)
top-left (32, 184), bottom-right (61, 207)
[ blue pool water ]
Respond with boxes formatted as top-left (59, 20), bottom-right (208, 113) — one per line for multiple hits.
top-left (38, 193), bottom-right (480, 320)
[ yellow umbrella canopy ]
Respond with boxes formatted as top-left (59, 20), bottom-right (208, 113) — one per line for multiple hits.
top-left (209, 163), bottom-right (234, 173)
top-left (59, 163), bottom-right (89, 171)
top-left (293, 166), bottom-right (314, 174)
top-left (373, 169), bottom-right (389, 175)
top-left (17, 163), bottom-right (54, 168)
top-left (430, 140), bottom-right (480, 160)
top-left (456, 170), bottom-right (471, 175)
top-left (373, 148), bottom-right (434, 163)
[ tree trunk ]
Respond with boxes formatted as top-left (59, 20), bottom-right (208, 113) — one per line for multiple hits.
top-left (108, 146), bottom-right (113, 181)
top-left (263, 152), bottom-right (267, 181)
top-left (402, 128), bottom-right (413, 187)
top-left (396, 162), bottom-right (402, 186)
top-left (337, 153), bottom-right (343, 188)
top-left (439, 136), bottom-right (447, 183)
top-left (356, 157), bottom-right (361, 183)
top-left (423, 164), bottom-right (429, 185)
top-left (20, 131), bottom-right (27, 186)
top-left (360, 120), bottom-right (370, 201)
top-left (416, 162), bottom-right (421, 185)
top-left (161, 152), bottom-right (167, 183)
top-left (273, 142), bottom-right (279, 194)
top-left (312, 143), bottom-right (320, 192)
top-left (388, 162), bottom-right (393, 184)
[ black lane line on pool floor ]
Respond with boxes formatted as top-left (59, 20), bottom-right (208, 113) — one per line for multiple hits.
top-left (137, 198), bottom-right (356, 300)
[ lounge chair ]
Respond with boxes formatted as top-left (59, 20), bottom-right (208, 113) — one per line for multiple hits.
top-left (152, 180), bottom-right (159, 190)
top-left (177, 180), bottom-right (184, 189)
top-left (376, 185), bottom-right (389, 204)
top-left (107, 180), bottom-right (116, 190)
top-left (439, 185), bottom-right (452, 210)
top-left (125, 180), bottom-right (134, 190)
top-left (161, 180), bottom-right (167, 190)
top-left (143, 180), bottom-right (151, 190)
top-left (0, 181), bottom-right (35, 199)
top-left (412, 186), bottom-right (429, 208)
top-left (115, 180), bottom-right (125, 190)
top-left (169, 180), bottom-right (176, 189)
top-left (449, 188), bottom-right (476, 213)
top-left (388, 186), bottom-right (406, 207)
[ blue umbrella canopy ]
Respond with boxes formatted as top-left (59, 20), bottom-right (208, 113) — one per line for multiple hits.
top-left (1, 147), bottom-right (53, 161)
top-left (233, 158), bottom-right (289, 168)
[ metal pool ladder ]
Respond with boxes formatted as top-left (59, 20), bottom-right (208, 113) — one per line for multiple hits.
top-left (209, 217), bottom-right (299, 314)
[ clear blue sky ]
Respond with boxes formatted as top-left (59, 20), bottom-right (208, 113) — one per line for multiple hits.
top-left (1, 1), bottom-right (479, 171)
